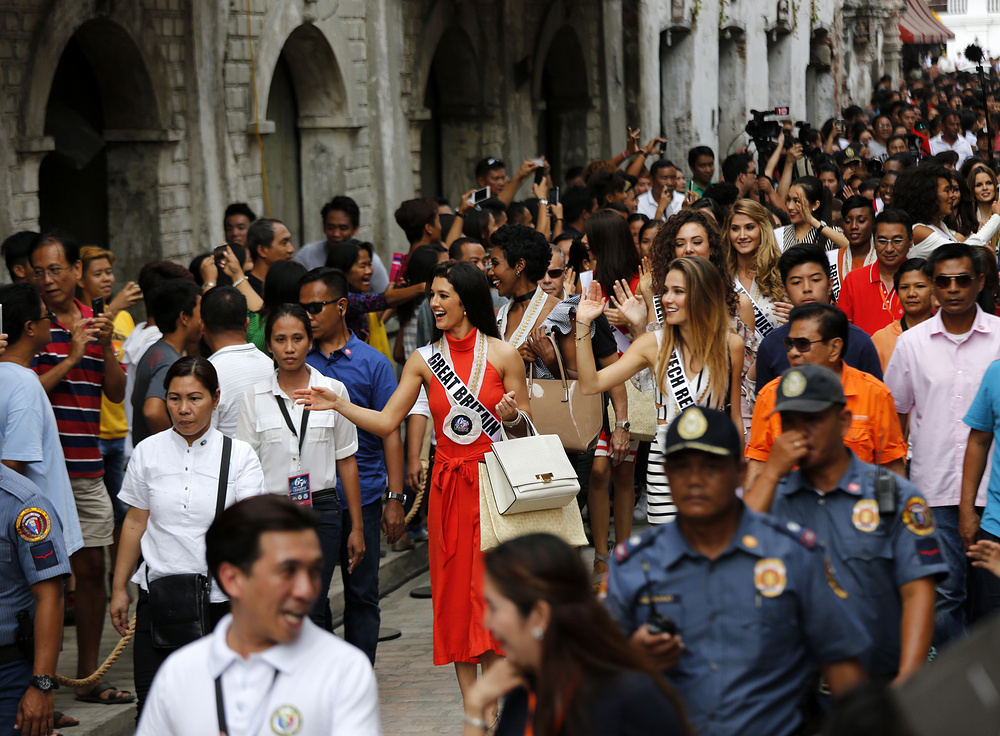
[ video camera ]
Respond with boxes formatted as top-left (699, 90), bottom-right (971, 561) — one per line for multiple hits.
top-left (745, 107), bottom-right (789, 162)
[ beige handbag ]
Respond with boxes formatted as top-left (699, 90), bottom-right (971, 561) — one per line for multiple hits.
top-left (527, 334), bottom-right (603, 452)
top-left (606, 371), bottom-right (658, 442)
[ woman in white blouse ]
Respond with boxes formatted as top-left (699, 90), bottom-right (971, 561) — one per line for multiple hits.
top-left (110, 356), bottom-right (267, 715)
top-left (236, 304), bottom-right (363, 622)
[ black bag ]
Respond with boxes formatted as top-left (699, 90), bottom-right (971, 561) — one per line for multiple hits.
top-left (148, 436), bottom-right (232, 650)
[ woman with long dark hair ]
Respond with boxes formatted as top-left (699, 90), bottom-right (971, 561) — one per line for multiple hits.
top-left (968, 166), bottom-right (1000, 253)
top-left (395, 243), bottom-right (449, 362)
top-left (775, 175), bottom-right (849, 252)
top-left (463, 533), bottom-right (692, 736)
top-left (294, 261), bottom-right (531, 716)
top-left (895, 164), bottom-right (1000, 258)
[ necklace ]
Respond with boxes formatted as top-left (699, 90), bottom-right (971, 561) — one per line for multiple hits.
top-left (511, 289), bottom-right (535, 304)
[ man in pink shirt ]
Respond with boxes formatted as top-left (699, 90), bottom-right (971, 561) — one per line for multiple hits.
top-left (885, 242), bottom-right (1000, 647)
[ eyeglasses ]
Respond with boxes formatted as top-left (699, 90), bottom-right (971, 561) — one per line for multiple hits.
top-left (299, 300), bottom-right (341, 315)
top-left (933, 274), bottom-right (974, 289)
top-left (485, 157), bottom-right (503, 167)
top-left (32, 310), bottom-right (56, 323)
top-left (545, 268), bottom-right (565, 279)
top-left (30, 266), bottom-right (68, 281)
top-left (783, 337), bottom-right (828, 353)
top-left (875, 237), bottom-right (908, 247)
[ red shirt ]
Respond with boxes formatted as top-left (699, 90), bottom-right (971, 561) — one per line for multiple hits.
top-left (837, 262), bottom-right (903, 336)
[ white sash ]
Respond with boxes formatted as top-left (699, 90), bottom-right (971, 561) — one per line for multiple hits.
top-left (828, 251), bottom-right (842, 303)
top-left (498, 287), bottom-right (547, 348)
top-left (416, 331), bottom-right (502, 444)
top-left (665, 346), bottom-right (697, 411)
top-left (734, 279), bottom-right (776, 340)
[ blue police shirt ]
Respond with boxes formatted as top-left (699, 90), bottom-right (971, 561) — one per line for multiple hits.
top-left (0, 466), bottom-right (71, 646)
top-left (964, 359), bottom-right (1000, 539)
top-left (755, 322), bottom-right (883, 395)
top-left (771, 452), bottom-right (948, 677)
top-left (604, 504), bottom-right (868, 736)
top-left (306, 333), bottom-right (398, 507)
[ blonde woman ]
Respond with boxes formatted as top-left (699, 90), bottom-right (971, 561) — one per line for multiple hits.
top-left (575, 256), bottom-right (744, 525)
top-left (723, 199), bottom-right (789, 430)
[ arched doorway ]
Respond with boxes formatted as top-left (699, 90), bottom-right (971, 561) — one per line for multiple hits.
top-left (419, 26), bottom-right (481, 203)
top-left (263, 53), bottom-right (303, 243)
top-left (37, 19), bottom-right (164, 280)
top-left (718, 29), bottom-right (748, 157)
top-left (538, 26), bottom-right (590, 183)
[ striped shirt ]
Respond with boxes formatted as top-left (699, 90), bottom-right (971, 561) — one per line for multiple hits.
top-left (32, 300), bottom-right (107, 478)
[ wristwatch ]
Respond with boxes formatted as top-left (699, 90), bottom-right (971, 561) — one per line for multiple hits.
top-left (615, 421), bottom-right (631, 431)
top-left (29, 675), bottom-right (58, 692)
top-left (385, 492), bottom-right (406, 503)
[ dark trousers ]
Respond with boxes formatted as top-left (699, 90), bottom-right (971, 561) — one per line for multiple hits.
top-left (310, 497), bottom-right (382, 665)
top-left (133, 589), bottom-right (230, 717)
top-left (0, 659), bottom-right (31, 736)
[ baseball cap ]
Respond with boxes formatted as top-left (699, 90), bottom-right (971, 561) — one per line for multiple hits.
top-left (836, 147), bottom-right (864, 166)
top-left (662, 407), bottom-right (742, 458)
top-left (772, 364), bottom-right (846, 414)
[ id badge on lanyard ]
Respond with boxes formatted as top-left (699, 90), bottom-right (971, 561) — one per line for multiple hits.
top-left (276, 395), bottom-right (312, 506)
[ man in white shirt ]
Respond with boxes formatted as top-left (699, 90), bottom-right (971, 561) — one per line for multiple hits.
top-left (636, 160), bottom-right (683, 220)
top-left (137, 496), bottom-right (380, 736)
top-left (930, 110), bottom-right (975, 169)
top-left (203, 287), bottom-right (274, 437)
top-left (295, 196), bottom-right (389, 292)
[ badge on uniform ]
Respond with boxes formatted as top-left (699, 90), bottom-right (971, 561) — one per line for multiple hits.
top-left (30, 541), bottom-right (59, 571)
top-left (270, 705), bottom-right (302, 735)
top-left (16, 507), bottom-right (51, 543)
top-left (852, 499), bottom-right (880, 533)
top-left (825, 557), bottom-right (849, 599)
top-left (754, 558), bottom-right (787, 597)
top-left (288, 473), bottom-right (312, 507)
top-left (902, 497), bottom-right (934, 536)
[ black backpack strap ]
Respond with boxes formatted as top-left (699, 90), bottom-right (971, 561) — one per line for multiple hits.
top-left (216, 436), bottom-right (233, 519)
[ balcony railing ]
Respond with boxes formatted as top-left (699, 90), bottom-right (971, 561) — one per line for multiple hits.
top-left (947, 0), bottom-right (967, 13)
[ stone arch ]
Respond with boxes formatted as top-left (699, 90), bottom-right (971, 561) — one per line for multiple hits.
top-left (411, 1), bottom-right (487, 119)
top-left (535, 24), bottom-right (592, 181)
top-left (531, 1), bottom-right (596, 105)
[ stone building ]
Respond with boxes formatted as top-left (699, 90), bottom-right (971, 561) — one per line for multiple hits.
top-left (0, 0), bottom-right (901, 276)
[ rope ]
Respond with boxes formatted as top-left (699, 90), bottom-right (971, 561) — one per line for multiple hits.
top-left (54, 613), bottom-right (137, 689)
top-left (404, 459), bottom-right (428, 525)
top-left (246, 0), bottom-right (271, 217)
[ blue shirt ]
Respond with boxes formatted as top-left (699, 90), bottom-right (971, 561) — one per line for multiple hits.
top-left (0, 466), bottom-right (70, 647)
top-left (755, 322), bottom-right (883, 395)
top-left (771, 452), bottom-right (948, 677)
top-left (604, 505), bottom-right (867, 736)
top-left (964, 359), bottom-right (1000, 538)
top-left (306, 333), bottom-right (397, 506)
top-left (0, 362), bottom-right (84, 555)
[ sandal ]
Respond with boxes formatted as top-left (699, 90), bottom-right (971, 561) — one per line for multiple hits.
top-left (75, 682), bottom-right (135, 705)
top-left (54, 711), bottom-right (79, 728)
top-left (592, 551), bottom-right (612, 590)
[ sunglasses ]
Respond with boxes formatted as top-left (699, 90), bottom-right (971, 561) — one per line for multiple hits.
top-left (299, 299), bottom-right (341, 315)
top-left (545, 268), bottom-right (565, 279)
top-left (783, 337), bottom-right (828, 353)
top-left (933, 274), bottom-right (974, 289)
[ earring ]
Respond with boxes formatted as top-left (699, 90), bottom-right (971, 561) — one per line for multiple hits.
top-left (531, 627), bottom-right (544, 641)
top-left (516, 269), bottom-right (522, 277)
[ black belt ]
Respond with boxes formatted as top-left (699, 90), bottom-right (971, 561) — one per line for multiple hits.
top-left (0, 643), bottom-right (28, 665)
top-left (312, 488), bottom-right (339, 500)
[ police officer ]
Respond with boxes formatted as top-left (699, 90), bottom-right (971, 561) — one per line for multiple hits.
top-left (604, 406), bottom-right (868, 736)
top-left (1, 465), bottom-right (70, 736)
top-left (746, 363), bottom-right (947, 682)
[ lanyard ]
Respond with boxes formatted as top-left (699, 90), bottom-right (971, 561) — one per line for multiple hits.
top-left (275, 395), bottom-right (310, 455)
top-left (215, 669), bottom-right (279, 736)
top-left (523, 672), bottom-right (580, 736)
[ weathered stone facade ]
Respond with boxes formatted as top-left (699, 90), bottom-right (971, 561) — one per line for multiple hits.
top-left (0, 0), bottom-right (897, 279)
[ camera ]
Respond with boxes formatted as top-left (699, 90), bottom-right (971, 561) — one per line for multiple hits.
top-left (746, 107), bottom-right (789, 162)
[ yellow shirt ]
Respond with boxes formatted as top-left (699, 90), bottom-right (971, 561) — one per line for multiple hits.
top-left (100, 310), bottom-right (135, 440)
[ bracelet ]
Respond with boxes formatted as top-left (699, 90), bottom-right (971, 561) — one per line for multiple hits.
top-left (463, 715), bottom-right (489, 730)
top-left (554, 218), bottom-right (563, 222)
top-left (621, 150), bottom-right (627, 159)
top-left (638, 151), bottom-right (648, 158)
top-left (575, 332), bottom-right (592, 341)
top-left (502, 410), bottom-right (525, 428)
top-left (455, 212), bottom-right (465, 218)
top-left (232, 276), bottom-right (247, 287)
top-left (202, 281), bottom-right (216, 291)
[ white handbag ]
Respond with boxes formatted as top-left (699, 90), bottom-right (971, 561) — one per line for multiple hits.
top-left (484, 416), bottom-right (581, 515)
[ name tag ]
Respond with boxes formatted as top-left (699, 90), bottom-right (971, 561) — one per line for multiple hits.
top-left (288, 472), bottom-right (312, 506)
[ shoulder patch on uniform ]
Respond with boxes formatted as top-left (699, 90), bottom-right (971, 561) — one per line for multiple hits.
top-left (825, 556), bottom-right (849, 599)
top-left (763, 517), bottom-right (818, 549)
top-left (30, 541), bottom-right (59, 571)
top-left (915, 537), bottom-right (943, 565)
top-left (613, 532), bottom-right (656, 563)
top-left (902, 497), bottom-right (934, 536)
top-left (16, 508), bottom-right (51, 543)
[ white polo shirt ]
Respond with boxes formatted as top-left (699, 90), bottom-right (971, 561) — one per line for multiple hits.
top-left (636, 189), bottom-right (683, 220)
top-left (210, 343), bottom-right (275, 438)
top-left (236, 366), bottom-right (358, 496)
top-left (119, 428), bottom-right (267, 602)
top-left (137, 614), bottom-right (380, 736)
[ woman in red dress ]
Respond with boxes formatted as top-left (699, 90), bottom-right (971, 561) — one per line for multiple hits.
top-left (295, 261), bottom-right (531, 713)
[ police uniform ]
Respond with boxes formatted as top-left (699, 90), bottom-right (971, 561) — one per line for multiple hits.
top-left (604, 407), bottom-right (869, 736)
top-left (769, 365), bottom-right (948, 678)
top-left (0, 467), bottom-right (70, 729)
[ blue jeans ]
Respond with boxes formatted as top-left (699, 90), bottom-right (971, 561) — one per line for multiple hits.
top-left (0, 659), bottom-right (31, 736)
top-left (933, 506), bottom-right (975, 647)
top-left (99, 437), bottom-right (128, 525)
top-left (309, 497), bottom-right (381, 664)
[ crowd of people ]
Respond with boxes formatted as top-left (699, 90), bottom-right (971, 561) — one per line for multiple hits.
top-left (3, 62), bottom-right (1000, 736)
